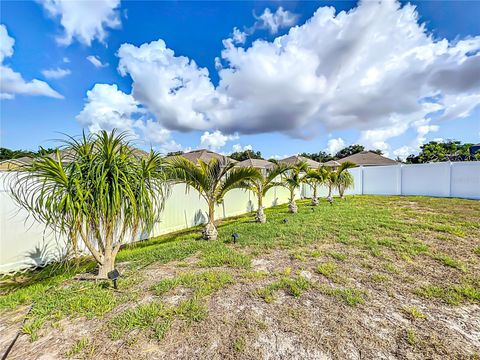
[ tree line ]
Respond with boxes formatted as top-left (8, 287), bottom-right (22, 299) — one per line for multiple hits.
top-left (0, 147), bottom-right (56, 161)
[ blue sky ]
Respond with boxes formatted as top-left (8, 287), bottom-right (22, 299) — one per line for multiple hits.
top-left (1, 0), bottom-right (479, 159)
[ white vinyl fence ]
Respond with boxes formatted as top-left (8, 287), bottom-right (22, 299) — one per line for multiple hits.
top-left (1, 161), bottom-right (479, 273)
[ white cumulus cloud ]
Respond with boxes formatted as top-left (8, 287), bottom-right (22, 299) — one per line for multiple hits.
top-left (254, 7), bottom-right (299, 34)
top-left (232, 27), bottom-right (247, 45)
top-left (87, 55), bottom-right (108, 68)
top-left (80, 1), bottom-right (480, 146)
top-left (200, 130), bottom-right (239, 151)
top-left (0, 24), bottom-right (63, 99)
top-left (118, 39), bottom-right (219, 132)
top-left (231, 143), bottom-right (253, 153)
top-left (75, 83), bottom-right (182, 152)
top-left (325, 137), bottom-right (346, 155)
top-left (42, 67), bottom-right (71, 79)
top-left (39, 0), bottom-right (121, 46)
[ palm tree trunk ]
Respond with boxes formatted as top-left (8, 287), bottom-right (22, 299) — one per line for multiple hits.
top-left (255, 191), bottom-right (266, 223)
top-left (98, 252), bottom-right (114, 279)
top-left (311, 184), bottom-right (319, 206)
top-left (288, 188), bottom-right (297, 213)
top-left (98, 230), bottom-right (115, 278)
top-left (203, 201), bottom-right (218, 240)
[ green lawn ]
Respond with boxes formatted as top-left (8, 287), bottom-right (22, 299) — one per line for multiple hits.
top-left (1, 195), bottom-right (479, 359)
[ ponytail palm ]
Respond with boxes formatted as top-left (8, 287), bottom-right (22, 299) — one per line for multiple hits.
top-left (241, 164), bottom-right (290, 223)
top-left (10, 130), bottom-right (169, 278)
top-left (167, 156), bottom-right (261, 240)
top-left (281, 161), bottom-right (308, 213)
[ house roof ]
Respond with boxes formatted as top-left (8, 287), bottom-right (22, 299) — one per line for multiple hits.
top-left (174, 149), bottom-right (235, 164)
top-left (278, 155), bottom-right (322, 168)
top-left (324, 160), bottom-right (341, 167)
top-left (237, 158), bottom-right (274, 169)
top-left (0, 156), bottom-right (34, 166)
top-left (337, 151), bottom-right (397, 166)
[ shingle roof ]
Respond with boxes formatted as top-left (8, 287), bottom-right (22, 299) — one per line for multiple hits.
top-left (174, 149), bottom-right (235, 164)
top-left (278, 155), bottom-right (322, 168)
top-left (236, 158), bottom-right (274, 169)
top-left (324, 160), bottom-right (340, 167)
top-left (0, 156), bottom-right (34, 166)
top-left (337, 151), bottom-right (397, 166)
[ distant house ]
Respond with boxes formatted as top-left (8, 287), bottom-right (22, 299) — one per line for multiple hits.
top-left (337, 151), bottom-right (397, 167)
top-left (323, 160), bottom-right (340, 170)
top-left (236, 158), bottom-right (274, 170)
top-left (0, 156), bottom-right (34, 170)
top-left (278, 155), bottom-right (322, 168)
top-left (170, 149), bottom-right (235, 165)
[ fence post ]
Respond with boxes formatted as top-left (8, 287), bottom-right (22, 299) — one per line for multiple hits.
top-left (448, 162), bottom-right (452, 197)
top-left (360, 166), bottom-right (364, 195)
top-left (397, 164), bottom-right (402, 196)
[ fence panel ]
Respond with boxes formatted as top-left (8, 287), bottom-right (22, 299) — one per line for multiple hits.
top-left (401, 162), bottom-right (451, 197)
top-left (451, 162), bottom-right (480, 200)
top-left (362, 165), bottom-right (401, 195)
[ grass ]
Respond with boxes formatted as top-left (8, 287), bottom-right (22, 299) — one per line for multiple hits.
top-left (328, 252), bottom-right (348, 261)
top-left (109, 302), bottom-right (171, 340)
top-left (199, 245), bottom-right (251, 269)
top-left (1, 195), bottom-right (479, 351)
top-left (152, 270), bottom-right (234, 297)
top-left (402, 306), bottom-right (426, 320)
top-left (316, 261), bottom-right (346, 284)
top-left (66, 337), bottom-right (95, 358)
top-left (257, 276), bottom-right (312, 303)
top-left (21, 281), bottom-right (123, 341)
top-left (432, 253), bottom-right (466, 272)
top-left (109, 297), bottom-right (208, 341)
top-left (320, 286), bottom-right (366, 306)
top-left (406, 328), bottom-right (417, 346)
top-left (415, 283), bottom-right (480, 305)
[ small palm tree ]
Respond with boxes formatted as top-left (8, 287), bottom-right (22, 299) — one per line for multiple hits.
top-left (326, 161), bottom-right (356, 200)
top-left (336, 162), bottom-right (356, 199)
top-left (167, 156), bottom-right (261, 240)
top-left (304, 166), bottom-right (330, 206)
top-left (10, 130), bottom-right (169, 278)
top-left (241, 164), bottom-right (290, 223)
top-left (281, 161), bottom-right (308, 213)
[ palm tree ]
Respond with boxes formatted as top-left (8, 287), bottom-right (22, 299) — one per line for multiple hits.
top-left (304, 166), bottom-right (330, 206)
top-left (167, 156), bottom-right (261, 240)
top-left (336, 162), bottom-right (356, 199)
top-left (281, 161), bottom-right (308, 213)
top-left (241, 164), bottom-right (290, 223)
top-left (326, 161), bottom-right (356, 201)
top-left (10, 130), bottom-right (169, 278)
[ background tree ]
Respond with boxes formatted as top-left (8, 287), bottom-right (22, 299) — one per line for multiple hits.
top-left (281, 161), bottom-right (308, 213)
top-left (334, 144), bottom-right (365, 159)
top-left (167, 156), bottom-right (261, 240)
top-left (0, 147), bottom-right (56, 161)
top-left (166, 151), bottom-right (184, 157)
top-left (300, 151), bottom-right (334, 163)
top-left (406, 140), bottom-right (475, 163)
top-left (229, 149), bottom-right (263, 162)
top-left (10, 130), bottom-right (169, 278)
top-left (241, 164), bottom-right (290, 223)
